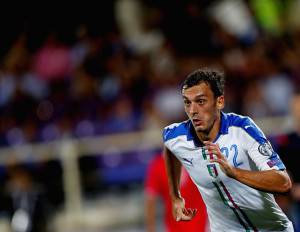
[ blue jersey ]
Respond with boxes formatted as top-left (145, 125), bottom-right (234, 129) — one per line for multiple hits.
top-left (163, 112), bottom-right (293, 232)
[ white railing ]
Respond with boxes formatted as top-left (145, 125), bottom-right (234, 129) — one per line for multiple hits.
top-left (0, 128), bottom-right (162, 231)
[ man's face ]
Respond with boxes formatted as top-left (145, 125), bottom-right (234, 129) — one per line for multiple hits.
top-left (182, 82), bottom-right (224, 133)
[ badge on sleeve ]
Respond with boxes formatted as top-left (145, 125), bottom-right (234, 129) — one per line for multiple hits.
top-left (258, 141), bottom-right (274, 157)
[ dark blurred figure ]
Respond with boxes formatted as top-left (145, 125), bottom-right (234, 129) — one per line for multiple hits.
top-left (275, 90), bottom-right (300, 231)
top-left (2, 165), bottom-right (48, 232)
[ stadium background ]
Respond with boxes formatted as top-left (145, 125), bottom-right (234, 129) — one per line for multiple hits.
top-left (0, 0), bottom-right (300, 231)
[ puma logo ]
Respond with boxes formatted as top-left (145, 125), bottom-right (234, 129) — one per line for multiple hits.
top-left (183, 157), bottom-right (193, 166)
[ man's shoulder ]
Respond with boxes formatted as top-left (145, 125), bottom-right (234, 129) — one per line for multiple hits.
top-left (162, 120), bottom-right (190, 142)
top-left (224, 112), bottom-right (266, 143)
top-left (225, 112), bottom-right (252, 127)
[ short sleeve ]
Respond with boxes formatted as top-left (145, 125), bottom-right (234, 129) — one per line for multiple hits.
top-left (247, 139), bottom-right (286, 171)
top-left (162, 128), bottom-right (168, 142)
top-left (243, 118), bottom-right (286, 171)
top-left (162, 127), bottom-right (173, 151)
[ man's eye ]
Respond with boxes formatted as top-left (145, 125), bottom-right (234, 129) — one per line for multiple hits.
top-left (184, 101), bottom-right (191, 106)
top-left (197, 99), bottom-right (206, 104)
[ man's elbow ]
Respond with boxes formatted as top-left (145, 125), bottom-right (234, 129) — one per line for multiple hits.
top-left (279, 179), bottom-right (292, 193)
top-left (278, 171), bottom-right (292, 193)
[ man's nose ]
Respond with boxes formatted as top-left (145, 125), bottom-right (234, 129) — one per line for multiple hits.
top-left (189, 102), bottom-right (198, 114)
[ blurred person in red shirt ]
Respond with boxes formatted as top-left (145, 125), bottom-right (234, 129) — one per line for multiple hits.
top-left (145, 153), bottom-right (208, 232)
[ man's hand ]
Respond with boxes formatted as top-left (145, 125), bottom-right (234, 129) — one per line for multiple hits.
top-left (204, 141), bottom-right (236, 178)
top-left (172, 197), bottom-right (197, 221)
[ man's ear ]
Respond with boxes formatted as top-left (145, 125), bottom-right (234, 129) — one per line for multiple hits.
top-left (217, 96), bottom-right (225, 110)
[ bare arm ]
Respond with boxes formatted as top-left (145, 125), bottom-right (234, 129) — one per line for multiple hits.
top-left (163, 146), bottom-right (182, 200)
top-left (205, 141), bottom-right (292, 194)
top-left (163, 146), bottom-right (197, 221)
top-left (145, 194), bottom-right (157, 232)
top-left (230, 169), bottom-right (291, 193)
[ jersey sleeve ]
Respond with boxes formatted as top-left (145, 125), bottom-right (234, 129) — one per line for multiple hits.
top-left (162, 127), bottom-right (173, 151)
top-left (247, 139), bottom-right (285, 171)
top-left (243, 118), bottom-right (286, 171)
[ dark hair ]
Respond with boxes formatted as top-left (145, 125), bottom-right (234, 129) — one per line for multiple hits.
top-left (182, 68), bottom-right (225, 97)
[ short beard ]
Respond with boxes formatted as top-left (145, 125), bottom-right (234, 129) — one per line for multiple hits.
top-left (196, 117), bottom-right (216, 140)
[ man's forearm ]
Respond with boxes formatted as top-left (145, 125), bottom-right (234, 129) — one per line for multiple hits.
top-left (163, 146), bottom-right (182, 199)
top-left (145, 196), bottom-right (156, 232)
top-left (205, 142), bottom-right (292, 194)
top-left (232, 169), bottom-right (292, 193)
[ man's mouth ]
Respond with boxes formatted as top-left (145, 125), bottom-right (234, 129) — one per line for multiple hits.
top-left (192, 119), bottom-right (203, 126)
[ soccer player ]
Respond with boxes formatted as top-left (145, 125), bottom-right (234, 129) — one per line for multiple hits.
top-left (163, 69), bottom-right (294, 232)
top-left (144, 153), bottom-right (208, 232)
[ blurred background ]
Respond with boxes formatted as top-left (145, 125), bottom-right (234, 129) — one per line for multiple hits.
top-left (0, 0), bottom-right (300, 231)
